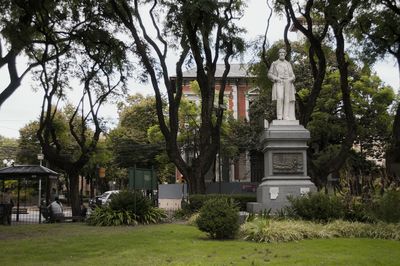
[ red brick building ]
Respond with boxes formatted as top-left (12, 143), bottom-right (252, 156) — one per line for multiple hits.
top-left (173, 64), bottom-right (263, 183)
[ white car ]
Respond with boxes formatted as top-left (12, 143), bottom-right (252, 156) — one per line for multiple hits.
top-left (97, 190), bottom-right (120, 205)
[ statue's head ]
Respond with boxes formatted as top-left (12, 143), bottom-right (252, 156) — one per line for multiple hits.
top-left (278, 48), bottom-right (286, 60)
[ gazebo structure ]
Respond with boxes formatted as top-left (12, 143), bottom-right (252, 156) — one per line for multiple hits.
top-left (0, 165), bottom-right (59, 223)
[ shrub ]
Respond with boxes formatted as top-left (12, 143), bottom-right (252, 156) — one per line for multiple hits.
top-left (342, 196), bottom-right (376, 223)
top-left (86, 207), bottom-right (138, 226)
top-left (87, 191), bottom-right (166, 226)
top-left (370, 190), bottom-right (400, 223)
top-left (109, 191), bottom-right (153, 219)
top-left (287, 191), bottom-right (400, 223)
top-left (183, 194), bottom-right (225, 214)
top-left (196, 197), bottom-right (240, 239)
top-left (286, 192), bottom-right (346, 222)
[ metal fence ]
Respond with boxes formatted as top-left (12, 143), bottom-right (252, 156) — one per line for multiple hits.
top-left (1, 205), bottom-right (73, 225)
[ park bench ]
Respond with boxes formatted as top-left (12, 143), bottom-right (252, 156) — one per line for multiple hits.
top-left (40, 206), bottom-right (85, 223)
top-left (12, 208), bottom-right (28, 214)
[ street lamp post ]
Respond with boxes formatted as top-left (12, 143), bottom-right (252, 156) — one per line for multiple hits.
top-left (37, 150), bottom-right (44, 207)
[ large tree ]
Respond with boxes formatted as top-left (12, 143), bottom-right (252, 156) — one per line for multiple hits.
top-left (109, 94), bottom-right (164, 169)
top-left (98, 0), bottom-right (246, 193)
top-left (351, 0), bottom-right (400, 178)
top-left (0, 0), bottom-right (83, 106)
top-left (33, 5), bottom-right (128, 215)
top-left (272, 0), bottom-right (362, 181)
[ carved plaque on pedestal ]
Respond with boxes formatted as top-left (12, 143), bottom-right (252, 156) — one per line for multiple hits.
top-left (272, 153), bottom-right (303, 175)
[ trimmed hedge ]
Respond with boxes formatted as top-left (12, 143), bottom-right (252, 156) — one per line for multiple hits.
top-left (183, 194), bottom-right (256, 214)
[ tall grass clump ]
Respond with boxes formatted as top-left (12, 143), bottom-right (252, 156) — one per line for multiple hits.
top-left (87, 191), bottom-right (166, 226)
top-left (240, 219), bottom-right (330, 242)
top-left (240, 218), bottom-right (400, 243)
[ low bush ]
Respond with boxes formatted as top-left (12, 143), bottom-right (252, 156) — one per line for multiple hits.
top-left (240, 218), bottom-right (400, 243)
top-left (342, 196), bottom-right (376, 223)
top-left (183, 194), bottom-right (227, 214)
top-left (86, 207), bottom-right (138, 226)
top-left (286, 192), bottom-right (345, 222)
top-left (87, 191), bottom-right (166, 226)
top-left (370, 190), bottom-right (400, 223)
top-left (196, 197), bottom-right (240, 239)
top-left (286, 191), bottom-right (400, 223)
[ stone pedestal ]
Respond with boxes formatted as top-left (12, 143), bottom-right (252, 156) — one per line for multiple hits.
top-left (247, 120), bottom-right (317, 213)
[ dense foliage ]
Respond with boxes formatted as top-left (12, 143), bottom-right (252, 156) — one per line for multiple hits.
top-left (370, 190), bottom-right (400, 223)
top-left (0, 136), bottom-right (18, 163)
top-left (285, 191), bottom-right (400, 224)
top-left (286, 193), bottom-right (346, 222)
top-left (87, 191), bottom-right (166, 226)
top-left (196, 197), bottom-right (240, 239)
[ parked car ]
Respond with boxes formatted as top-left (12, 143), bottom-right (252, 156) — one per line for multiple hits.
top-left (90, 190), bottom-right (120, 208)
top-left (89, 195), bottom-right (102, 209)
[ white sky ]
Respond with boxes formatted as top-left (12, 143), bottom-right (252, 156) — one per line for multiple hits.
top-left (0, 1), bottom-right (399, 139)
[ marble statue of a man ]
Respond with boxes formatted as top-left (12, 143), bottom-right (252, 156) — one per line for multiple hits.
top-left (268, 48), bottom-right (296, 120)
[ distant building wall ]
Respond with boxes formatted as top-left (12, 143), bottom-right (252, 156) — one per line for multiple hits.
top-left (158, 184), bottom-right (188, 210)
top-left (174, 65), bottom-right (259, 183)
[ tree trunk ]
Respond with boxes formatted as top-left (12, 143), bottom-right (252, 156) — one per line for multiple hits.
top-left (323, 4), bottom-right (358, 179)
top-left (68, 170), bottom-right (81, 216)
top-left (386, 97), bottom-right (400, 179)
top-left (185, 161), bottom-right (206, 194)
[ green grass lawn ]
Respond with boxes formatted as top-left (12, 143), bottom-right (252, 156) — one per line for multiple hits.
top-left (0, 223), bottom-right (399, 266)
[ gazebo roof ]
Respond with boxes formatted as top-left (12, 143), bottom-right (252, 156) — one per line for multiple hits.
top-left (0, 165), bottom-right (59, 179)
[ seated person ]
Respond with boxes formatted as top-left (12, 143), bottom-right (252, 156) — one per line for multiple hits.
top-left (48, 196), bottom-right (64, 222)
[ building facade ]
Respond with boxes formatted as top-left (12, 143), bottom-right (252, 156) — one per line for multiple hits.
top-left (173, 64), bottom-right (263, 183)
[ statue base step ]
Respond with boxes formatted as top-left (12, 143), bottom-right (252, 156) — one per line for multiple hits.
top-left (247, 178), bottom-right (317, 213)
